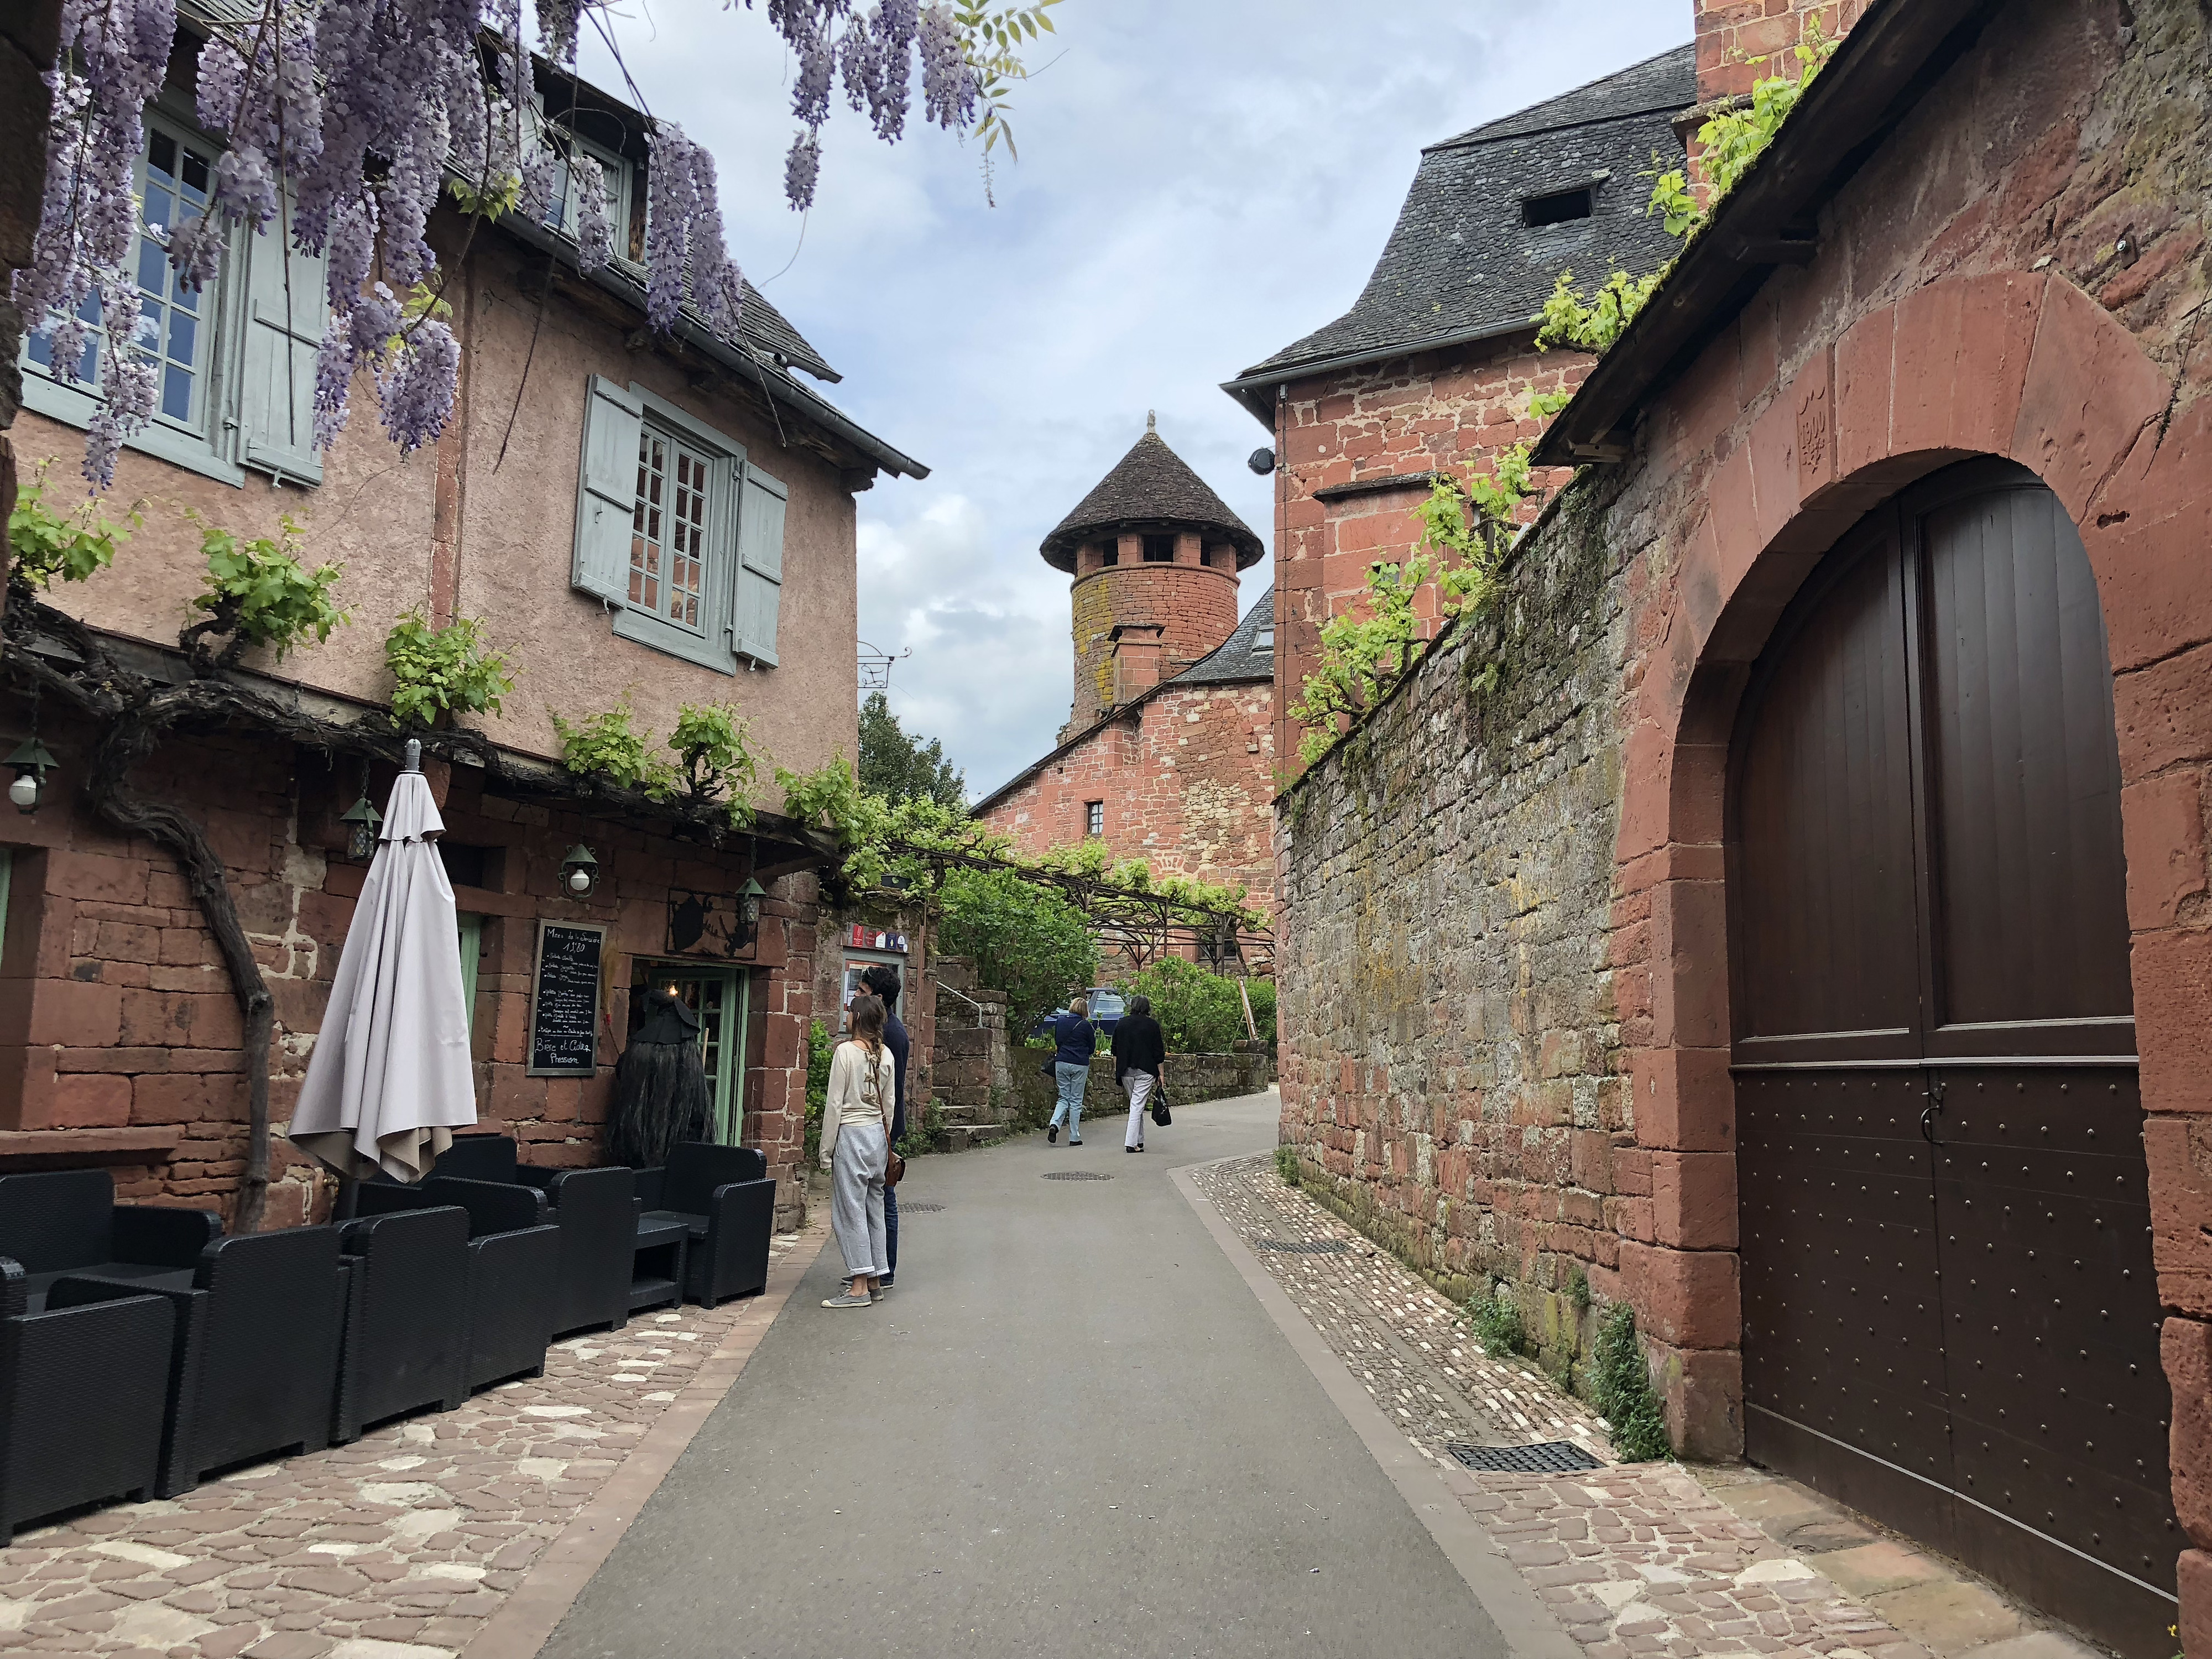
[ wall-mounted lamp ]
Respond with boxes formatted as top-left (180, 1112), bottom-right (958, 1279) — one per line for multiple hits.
top-left (740, 877), bottom-right (765, 929)
top-left (1247, 447), bottom-right (1277, 476)
top-left (561, 844), bottom-right (601, 898)
top-left (6, 734), bottom-right (56, 815)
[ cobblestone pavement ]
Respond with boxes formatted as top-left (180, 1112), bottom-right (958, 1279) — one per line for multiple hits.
top-left (0, 1229), bottom-right (816, 1659)
top-left (1194, 1154), bottom-right (2100, 1659)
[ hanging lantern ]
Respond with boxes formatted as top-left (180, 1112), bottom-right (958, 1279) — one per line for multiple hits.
top-left (5, 735), bottom-right (57, 815)
top-left (339, 792), bottom-right (382, 862)
top-left (561, 844), bottom-right (601, 898)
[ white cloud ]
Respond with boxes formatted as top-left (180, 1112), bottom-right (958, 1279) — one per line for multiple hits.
top-left (578, 1), bottom-right (1692, 795)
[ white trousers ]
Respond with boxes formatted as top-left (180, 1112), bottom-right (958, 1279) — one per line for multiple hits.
top-left (1123, 1071), bottom-right (1154, 1149)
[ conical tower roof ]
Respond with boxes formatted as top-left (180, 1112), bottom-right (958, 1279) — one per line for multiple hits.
top-left (1040, 420), bottom-right (1264, 573)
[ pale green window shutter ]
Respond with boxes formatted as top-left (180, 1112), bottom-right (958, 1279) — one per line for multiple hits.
top-left (456, 912), bottom-right (482, 1035)
top-left (734, 460), bottom-right (787, 667)
top-left (574, 375), bottom-right (642, 602)
top-left (237, 215), bottom-right (330, 482)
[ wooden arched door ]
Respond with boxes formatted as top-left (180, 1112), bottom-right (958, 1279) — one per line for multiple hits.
top-left (1728, 459), bottom-right (2177, 1656)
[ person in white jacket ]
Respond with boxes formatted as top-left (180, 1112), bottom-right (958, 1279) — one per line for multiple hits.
top-left (820, 993), bottom-right (898, 1308)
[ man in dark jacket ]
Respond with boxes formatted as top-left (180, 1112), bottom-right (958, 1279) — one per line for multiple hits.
top-left (1027, 997), bottom-right (1095, 1145)
top-left (1110, 994), bottom-right (1167, 1152)
top-left (861, 964), bottom-right (910, 1288)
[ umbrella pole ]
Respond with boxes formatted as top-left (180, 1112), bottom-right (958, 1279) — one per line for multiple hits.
top-left (335, 1171), bottom-right (361, 1222)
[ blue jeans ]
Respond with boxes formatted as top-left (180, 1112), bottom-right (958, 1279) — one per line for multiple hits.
top-left (1051, 1062), bottom-right (1087, 1140)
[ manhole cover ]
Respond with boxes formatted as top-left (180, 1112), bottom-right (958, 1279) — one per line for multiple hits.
top-left (1041, 1171), bottom-right (1114, 1182)
top-left (1445, 1440), bottom-right (1604, 1474)
top-left (899, 1202), bottom-right (945, 1212)
top-left (1255, 1239), bottom-right (1350, 1255)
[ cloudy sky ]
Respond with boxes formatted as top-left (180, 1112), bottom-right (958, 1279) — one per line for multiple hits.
top-left (579, 2), bottom-right (1691, 801)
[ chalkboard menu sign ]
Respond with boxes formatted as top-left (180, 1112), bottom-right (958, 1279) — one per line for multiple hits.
top-left (528, 921), bottom-right (604, 1076)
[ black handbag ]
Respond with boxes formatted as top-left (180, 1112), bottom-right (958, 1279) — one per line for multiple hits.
top-left (1149, 1081), bottom-right (1171, 1128)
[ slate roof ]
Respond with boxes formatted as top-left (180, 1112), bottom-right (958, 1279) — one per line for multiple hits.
top-left (1040, 429), bottom-right (1265, 572)
top-left (1224, 44), bottom-right (1695, 417)
top-left (1172, 590), bottom-right (1275, 686)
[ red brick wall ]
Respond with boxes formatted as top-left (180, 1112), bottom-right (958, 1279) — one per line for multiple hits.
top-left (0, 716), bottom-right (821, 1228)
top-left (1692, 0), bottom-right (1870, 101)
top-left (979, 677), bottom-right (1278, 929)
top-left (1064, 530), bottom-right (1241, 735)
top-left (1272, 336), bottom-right (1589, 774)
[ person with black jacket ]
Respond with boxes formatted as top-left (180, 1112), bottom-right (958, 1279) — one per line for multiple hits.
top-left (1110, 994), bottom-right (1166, 1153)
top-left (859, 964), bottom-right (909, 1290)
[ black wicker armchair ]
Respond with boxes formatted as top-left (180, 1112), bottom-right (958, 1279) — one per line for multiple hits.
top-left (51, 1224), bottom-right (349, 1498)
top-left (0, 1171), bottom-right (221, 1302)
top-left (354, 1180), bottom-right (559, 1390)
top-left (635, 1143), bottom-right (776, 1306)
top-left (332, 1205), bottom-right (472, 1441)
top-left (405, 1134), bottom-right (637, 1338)
top-left (1, 1262), bottom-right (176, 1534)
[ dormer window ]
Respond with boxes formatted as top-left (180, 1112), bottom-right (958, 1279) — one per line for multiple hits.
top-left (1522, 186), bottom-right (1594, 227)
top-left (1255, 628), bottom-right (1275, 651)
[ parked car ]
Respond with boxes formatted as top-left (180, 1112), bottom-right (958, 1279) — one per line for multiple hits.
top-left (1085, 988), bottom-right (1126, 1038)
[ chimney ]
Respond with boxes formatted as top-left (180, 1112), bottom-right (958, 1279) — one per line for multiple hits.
top-left (1110, 624), bottom-right (1165, 705)
top-left (1693, 0), bottom-right (1869, 104)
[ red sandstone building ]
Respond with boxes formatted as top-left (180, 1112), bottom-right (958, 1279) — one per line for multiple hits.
top-left (1264, 1), bottom-right (2212, 1653)
top-left (974, 419), bottom-right (1278, 945)
top-left (1224, 45), bottom-right (1694, 775)
top-left (0, 28), bottom-right (920, 1229)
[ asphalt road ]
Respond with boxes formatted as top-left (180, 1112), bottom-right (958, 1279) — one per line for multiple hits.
top-left (541, 1093), bottom-right (1508, 1658)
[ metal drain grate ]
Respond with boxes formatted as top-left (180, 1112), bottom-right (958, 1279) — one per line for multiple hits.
top-left (1445, 1440), bottom-right (1603, 1474)
top-left (899, 1202), bottom-right (945, 1212)
top-left (1255, 1239), bottom-right (1350, 1255)
top-left (1041, 1171), bottom-right (1114, 1182)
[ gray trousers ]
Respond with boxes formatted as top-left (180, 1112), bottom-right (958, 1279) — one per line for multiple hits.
top-left (831, 1120), bottom-right (890, 1281)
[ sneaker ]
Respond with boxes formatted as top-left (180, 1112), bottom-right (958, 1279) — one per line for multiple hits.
top-left (1047, 1124), bottom-right (1058, 1144)
top-left (1070, 1136), bottom-right (1082, 1145)
top-left (822, 1291), bottom-right (872, 1308)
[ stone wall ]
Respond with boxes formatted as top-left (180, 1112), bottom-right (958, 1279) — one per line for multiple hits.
top-left (931, 961), bottom-right (1015, 1150)
top-left (1275, 475), bottom-right (1628, 1321)
top-left (979, 675), bottom-right (1279, 926)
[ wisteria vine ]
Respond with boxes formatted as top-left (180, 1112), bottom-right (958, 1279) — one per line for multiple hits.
top-left (17, 0), bottom-right (1006, 490)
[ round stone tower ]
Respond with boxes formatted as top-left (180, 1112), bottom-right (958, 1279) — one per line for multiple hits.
top-left (1041, 414), bottom-right (1265, 739)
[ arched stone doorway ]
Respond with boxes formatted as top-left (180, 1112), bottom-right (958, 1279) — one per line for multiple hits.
top-left (1728, 458), bottom-right (2173, 1652)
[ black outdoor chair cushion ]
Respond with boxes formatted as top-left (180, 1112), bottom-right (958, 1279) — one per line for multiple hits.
top-left (332, 1206), bottom-right (471, 1441)
top-left (354, 1181), bottom-right (558, 1391)
top-left (636, 1144), bottom-right (775, 1306)
top-left (512, 1165), bottom-right (637, 1337)
top-left (0, 1171), bottom-right (221, 1306)
top-left (0, 1260), bottom-right (175, 1535)
top-left (58, 1224), bottom-right (350, 1497)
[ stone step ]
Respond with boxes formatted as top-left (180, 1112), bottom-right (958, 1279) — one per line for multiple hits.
top-left (937, 1123), bottom-right (1004, 1152)
top-left (936, 1101), bottom-right (1002, 1126)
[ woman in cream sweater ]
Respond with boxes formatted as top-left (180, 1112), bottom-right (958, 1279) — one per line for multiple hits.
top-left (820, 993), bottom-right (899, 1308)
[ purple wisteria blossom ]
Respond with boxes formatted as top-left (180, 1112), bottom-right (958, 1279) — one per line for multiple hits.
top-left (377, 316), bottom-right (460, 453)
top-left (15, 0), bottom-right (176, 487)
top-left (23, 0), bottom-right (992, 489)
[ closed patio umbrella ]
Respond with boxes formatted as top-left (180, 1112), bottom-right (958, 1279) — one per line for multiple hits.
top-left (290, 740), bottom-right (477, 1182)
